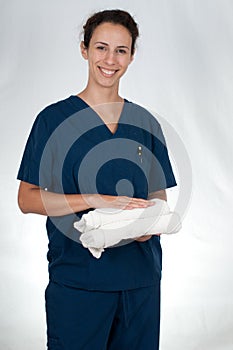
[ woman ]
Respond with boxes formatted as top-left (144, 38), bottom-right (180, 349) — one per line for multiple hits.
top-left (17, 9), bottom-right (177, 349)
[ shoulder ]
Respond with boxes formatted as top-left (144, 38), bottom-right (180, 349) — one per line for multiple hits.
top-left (124, 99), bottom-right (161, 131)
top-left (32, 95), bottom-right (86, 132)
top-left (36, 95), bottom-right (78, 122)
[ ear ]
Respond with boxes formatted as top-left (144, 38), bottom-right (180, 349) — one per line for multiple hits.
top-left (129, 54), bottom-right (134, 64)
top-left (80, 41), bottom-right (88, 60)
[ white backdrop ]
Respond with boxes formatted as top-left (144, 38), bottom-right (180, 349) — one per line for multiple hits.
top-left (1, 0), bottom-right (233, 349)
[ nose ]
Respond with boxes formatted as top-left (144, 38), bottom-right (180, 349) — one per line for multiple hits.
top-left (104, 50), bottom-right (117, 65)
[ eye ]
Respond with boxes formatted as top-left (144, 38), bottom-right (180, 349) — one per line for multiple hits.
top-left (116, 49), bottom-right (127, 54)
top-left (96, 46), bottom-right (106, 51)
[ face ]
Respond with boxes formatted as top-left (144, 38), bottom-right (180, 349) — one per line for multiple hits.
top-left (81, 22), bottom-right (134, 89)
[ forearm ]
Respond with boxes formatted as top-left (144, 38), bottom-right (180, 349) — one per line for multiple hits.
top-left (135, 189), bottom-right (167, 242)
top-left (18, 183), bottom-right (92, 216)
top-left (148, 189), bottom-right (167, 201)
top-left (18, 181), bottom-right (154, 217)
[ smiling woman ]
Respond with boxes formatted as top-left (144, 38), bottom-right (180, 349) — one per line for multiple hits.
top-left (79, 21), bottom-right (135, 100)
top-left (17, 8), bottom-right (177, 350)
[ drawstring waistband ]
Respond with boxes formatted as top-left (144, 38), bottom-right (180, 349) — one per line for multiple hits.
top-left (121, 290), bottom-right (130, 328)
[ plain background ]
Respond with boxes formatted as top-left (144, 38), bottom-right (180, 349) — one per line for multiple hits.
top-left (1, 0), bottom-right (233, 349)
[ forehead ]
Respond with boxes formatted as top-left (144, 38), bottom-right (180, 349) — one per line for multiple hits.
top-left (90, 22), bottom-right (132, 46)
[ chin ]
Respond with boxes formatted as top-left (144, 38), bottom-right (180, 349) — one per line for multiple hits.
top-left (97, 79), bottom-right (119, 89)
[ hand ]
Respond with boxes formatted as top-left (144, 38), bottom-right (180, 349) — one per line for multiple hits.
top-left (135, 233), bottom-right (161, 242)
top-left (85, 194), bottom-right (155, 210)
top-left (135, 235), bottom-right (152, 242)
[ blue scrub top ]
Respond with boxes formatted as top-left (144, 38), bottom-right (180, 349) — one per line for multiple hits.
top-left (17, 95), bottom-right (177, 291)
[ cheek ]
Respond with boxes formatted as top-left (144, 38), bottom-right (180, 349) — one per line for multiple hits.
top-left (120, 57), bottom-right (132, 69)
top-left (91, 51), bottom-right (104, 62)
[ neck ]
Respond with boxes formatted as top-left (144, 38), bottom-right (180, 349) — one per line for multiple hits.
top-left (77, 83), bottom-right (123, 106)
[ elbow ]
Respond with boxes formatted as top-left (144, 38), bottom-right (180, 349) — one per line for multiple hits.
top-left (18, 193), bottom-right (30, 214)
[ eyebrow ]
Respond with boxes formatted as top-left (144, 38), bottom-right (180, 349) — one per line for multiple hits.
top-left (94, 41), bottom-right (130, 50)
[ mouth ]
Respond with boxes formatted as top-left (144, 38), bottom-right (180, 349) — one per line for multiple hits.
top-left (98, 66), bottom-right (118, 77)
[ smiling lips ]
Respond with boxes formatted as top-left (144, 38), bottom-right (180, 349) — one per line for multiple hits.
top-left (98, 66), bottom-right (118, 77)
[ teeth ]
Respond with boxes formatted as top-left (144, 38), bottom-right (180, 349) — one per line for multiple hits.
top-left (100, 68), bottom-right (116, 75)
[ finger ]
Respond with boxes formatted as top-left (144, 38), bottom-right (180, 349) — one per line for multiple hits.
top-left (127, 202), bottom-right (154, 209)
top-left (135, 236), bottom-right (152, 242)
top-left (122, 203), bottom-right (148, 210)
top-left (127, 198), bottom-right (155, 207)
top-left (130, 197), bottom-right (154, 204)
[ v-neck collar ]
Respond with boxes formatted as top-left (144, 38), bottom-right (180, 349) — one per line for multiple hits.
top-left (72, 95), bottom-right (128, 136)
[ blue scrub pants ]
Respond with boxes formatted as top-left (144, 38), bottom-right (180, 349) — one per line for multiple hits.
top-left (45, 281), bottom-right (161, 350)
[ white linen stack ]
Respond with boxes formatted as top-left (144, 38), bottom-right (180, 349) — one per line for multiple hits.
top-left (74, 199), bottom-right (181, 258)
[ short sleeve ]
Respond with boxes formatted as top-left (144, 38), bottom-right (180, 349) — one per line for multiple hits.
top-left (17, 112), bottom-right (53, 189)
top-left (148, 122), bottom-right (177, 193)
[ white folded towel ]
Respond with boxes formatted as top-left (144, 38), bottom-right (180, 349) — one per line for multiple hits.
top-left (74, 199), bottom-right (181, 258)
top-left (76, 198), bottom-right (169, 231)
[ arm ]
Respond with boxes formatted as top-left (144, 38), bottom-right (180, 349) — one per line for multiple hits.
top-left (17, 181), bottom-right (154, 216)
top-left (148, 189), bottom-right (167, 202)
top-left (135, 189), bottom-right (167, 242)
